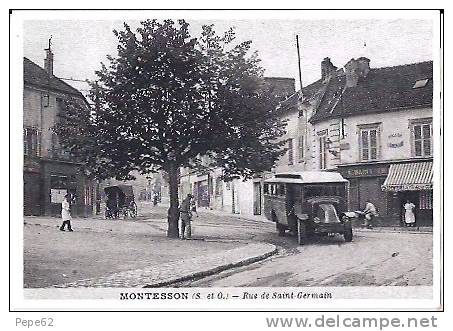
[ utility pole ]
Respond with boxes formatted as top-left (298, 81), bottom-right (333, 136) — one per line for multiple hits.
top-left (296, 35), bottom-right (303, 93)
top-left (296, 35), bottom-right (308, 168)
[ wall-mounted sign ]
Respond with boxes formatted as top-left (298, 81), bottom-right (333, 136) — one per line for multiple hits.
top-left (388, 141), bottom-right (404, 148)
top-left (316, 129), bottom-right (328, 136)
top-left (388, 133), bottom-right (402, 138)
top-left (339, 143), bottom-right (350, 150)
top-left (387, 132), bottom-right (404, 148)
top-left (51, 189), bottom-right (67, 204)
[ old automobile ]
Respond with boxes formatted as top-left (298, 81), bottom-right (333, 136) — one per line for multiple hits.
top-left (264, 171), bottom-right (352, 245)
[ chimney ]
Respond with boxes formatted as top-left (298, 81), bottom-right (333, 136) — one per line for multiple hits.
top-left (344, 57), bottom-right (370, 87)
top-left (357, 57), bottom-right (370, 78)
top-left (44, 37), bottom-right (54, 76)
top-left (321, 57), bottom-right (337, 82)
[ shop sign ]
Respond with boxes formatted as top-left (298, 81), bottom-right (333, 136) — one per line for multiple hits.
top-left (345, 166), bottom-right (389, 178)
top-left (382, 183), bottom-right (432, 191)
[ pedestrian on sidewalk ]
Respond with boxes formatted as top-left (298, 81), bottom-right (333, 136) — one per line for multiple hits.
top-left (60, 193), bottom-right (74, 232)
top-left (190, 198), bottom-right (198, 217)
top-left (403, 200), bottom-right (416, 227)
top-left (180, 194), bottom-right (193, 239)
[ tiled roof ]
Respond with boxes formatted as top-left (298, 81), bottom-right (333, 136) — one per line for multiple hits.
top-left (23, 57), bottom-right (84, 97)
top-left (277, 78), bottom-right (325, 114)
top-left (309, 61), bottom-right (433, 123)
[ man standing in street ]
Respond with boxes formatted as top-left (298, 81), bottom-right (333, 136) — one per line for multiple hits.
top-left (180, 194), bottom-right (193, 239)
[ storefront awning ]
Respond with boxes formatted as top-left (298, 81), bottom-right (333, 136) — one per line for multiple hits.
top-left (382, 162), bottom-right (433, 191)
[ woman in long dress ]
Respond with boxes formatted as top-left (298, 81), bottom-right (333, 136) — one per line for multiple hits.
top-left (403, 200), bottom-right (416, 227)
top-left (60, 193), bottom-right (74, 232)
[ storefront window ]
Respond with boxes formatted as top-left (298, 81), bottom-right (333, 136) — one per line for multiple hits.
top-left (419, 190), bottom-right (433, 209)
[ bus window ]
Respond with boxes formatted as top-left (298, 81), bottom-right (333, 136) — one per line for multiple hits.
top-left (277, 184), bottom-right (285, 196)
top-left (271, 184), bottom-right (277, 195)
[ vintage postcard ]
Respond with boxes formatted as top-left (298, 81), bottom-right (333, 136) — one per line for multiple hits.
top-left (9, 9), bottom-right (443, 312)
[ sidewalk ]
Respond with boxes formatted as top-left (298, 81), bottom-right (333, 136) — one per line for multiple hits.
top-left (197, 207), bottom-right (271, 224)
top-left (24, 212), bottom-right (277, 288)
top-left (53, 243), bottom-right (277, 288)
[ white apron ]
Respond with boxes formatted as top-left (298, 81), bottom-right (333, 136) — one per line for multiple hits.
top-left (404, 203), bottom-right (415, 224)
top-left (61, 199), bottom-right (72, 220)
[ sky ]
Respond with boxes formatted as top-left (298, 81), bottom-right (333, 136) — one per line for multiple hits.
top-left (23, 19), bottom-right (433, 98)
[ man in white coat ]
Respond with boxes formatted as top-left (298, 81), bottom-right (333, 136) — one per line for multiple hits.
top-left (60, 193), bottom-right (74, 232)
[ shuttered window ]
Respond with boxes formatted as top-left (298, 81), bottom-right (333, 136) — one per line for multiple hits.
top-left (359, 127), bottom-right (379, 161)
top-left (412, 122), bottom-right (432, 157)
top-left (287, 139), bottom-right (294, 165)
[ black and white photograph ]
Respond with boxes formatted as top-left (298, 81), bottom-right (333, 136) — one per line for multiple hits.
top-left (9, 9), bottom-right (443, 313)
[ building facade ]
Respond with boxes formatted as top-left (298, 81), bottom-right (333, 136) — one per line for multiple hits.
top-left (23, 48), bottom-right (95, 217)
top-left (178, 77), bottom-right (296, 216)
top-left (308, 58), bottom-right (433, 226)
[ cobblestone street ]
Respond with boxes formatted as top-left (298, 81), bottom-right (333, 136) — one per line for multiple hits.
top-left (176, 230), bottom-right (433, 287)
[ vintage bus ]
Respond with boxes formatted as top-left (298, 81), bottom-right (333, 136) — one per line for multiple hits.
top-left (263, 171), bottom-right (352, 245)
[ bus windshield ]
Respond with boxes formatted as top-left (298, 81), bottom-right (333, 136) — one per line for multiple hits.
top-left (317, 204), bottom-right (340, 223)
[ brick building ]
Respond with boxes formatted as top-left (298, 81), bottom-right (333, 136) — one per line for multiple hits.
top-left (23, 47), bottom-right (95, 217)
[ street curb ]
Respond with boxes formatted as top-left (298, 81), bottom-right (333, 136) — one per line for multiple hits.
top-left (143, 244), bottom-right (278, 288)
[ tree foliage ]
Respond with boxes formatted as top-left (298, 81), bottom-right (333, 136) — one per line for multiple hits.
top-left (56, 19), bottom-right (288, 237)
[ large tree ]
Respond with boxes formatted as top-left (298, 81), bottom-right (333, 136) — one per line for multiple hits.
top-left (57, 20), bottom-right (287, 238)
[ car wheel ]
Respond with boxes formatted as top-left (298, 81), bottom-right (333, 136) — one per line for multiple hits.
top-left (344, 227), bottom-right (353, 242)
top-left (297, 220), bottom-right (307, 245)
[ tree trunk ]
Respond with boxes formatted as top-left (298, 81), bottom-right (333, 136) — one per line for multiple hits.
top-left (166, 164), bottom-right (180, 238)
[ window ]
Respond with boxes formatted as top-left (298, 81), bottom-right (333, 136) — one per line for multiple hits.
top-left (277, 184), bottom-right (285, 196)
top-left (412, 79), bottom-right (429, 89)
top-left (42, 94), bottom-right (50, 107)
top-left (319, 136), bottom-right (327, 169)
top-left (287, 139), bottom-right (294, 165)
top-left (411, 120), bottom-right (432, 157)
top-left (359, 126), bottom-right (380, 161)
top-left (298, 136), bottom-right (304, 162)
top-left (23, 127), bottom-right (41, 157)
